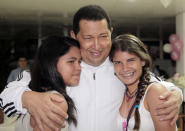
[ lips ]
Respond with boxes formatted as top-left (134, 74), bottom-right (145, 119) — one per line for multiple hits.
top-left (72, 73), bottom-right (81, 77)
top-left (120, 72), bottom-right (134, 79)
top-left (89, 50), bottom-right (102, 57)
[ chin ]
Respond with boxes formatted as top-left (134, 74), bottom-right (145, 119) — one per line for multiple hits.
top-left (68, 81), bottom-right (79, 87)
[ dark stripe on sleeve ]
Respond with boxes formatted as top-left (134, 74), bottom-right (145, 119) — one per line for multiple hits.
top-left (17, 71), bottom-right (23, 81)
top-left (4, 106), bottom-right (15, 114)
top-left (2, 102), bottom-right (14, 110)
top-left (7, 110), bottom-right (17, 117)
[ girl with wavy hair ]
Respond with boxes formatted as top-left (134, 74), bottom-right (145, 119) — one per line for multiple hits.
top-left (109, 34), bottom-right (176, 131)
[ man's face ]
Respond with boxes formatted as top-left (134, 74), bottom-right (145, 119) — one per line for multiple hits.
top-left (18, 58), bottom-right (27, 69)
top-left (72, 19), bottom-right (112, 67)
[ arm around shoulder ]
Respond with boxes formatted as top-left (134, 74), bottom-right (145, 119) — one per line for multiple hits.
top-left (159, 81), bottom-right (183, 104)
top-left (146, 83), bottom-right (176, 131)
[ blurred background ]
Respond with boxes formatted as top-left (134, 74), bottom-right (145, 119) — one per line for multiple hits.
top-left (0, 0), bottom-right (184, 92)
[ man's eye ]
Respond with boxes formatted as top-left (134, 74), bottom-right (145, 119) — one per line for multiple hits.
top-left (68, 60), bottom-right (75, 63)
top-left (101, 35), bottom-right (108, 38)
top-left (84, 37), bottom-right (91, 40)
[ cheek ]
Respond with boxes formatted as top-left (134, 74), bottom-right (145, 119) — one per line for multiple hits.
top-left (59, 67), bottom-right (71, 85)
top-left (114, 66), bottom-right (120, 74)
top-left (136, 65), bottom-right (143, 76)
top-left (57, 63), bottom-right (70, 82)
top-left (80, 42), bottom-right (91, 50)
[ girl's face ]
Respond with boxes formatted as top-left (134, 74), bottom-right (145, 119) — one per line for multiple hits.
top-left (113, 50), bottom-right (145, 88)
top-left (57, 46), bottom-right (82, 86)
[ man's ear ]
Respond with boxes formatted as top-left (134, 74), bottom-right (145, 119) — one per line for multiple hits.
top-left (70, 30), bottom-right (76, 39)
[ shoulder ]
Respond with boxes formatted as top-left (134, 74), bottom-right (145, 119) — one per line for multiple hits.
top-left (10, 69), bottom-right (18, 74)
top-left (146, 83), bottom-right (168, 102)
top-left (49, 91), bottom-right (68, 113)
top-left (148, 83), bottom-right (167, 93)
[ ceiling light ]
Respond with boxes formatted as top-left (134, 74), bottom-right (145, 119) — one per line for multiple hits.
top-left (160, 0), bottom-right (173, 8)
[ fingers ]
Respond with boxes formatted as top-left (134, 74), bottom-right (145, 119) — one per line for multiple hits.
top-left (159, 91), bottom-right (171, 100)
top-left (30, 115), bottom-right (36, 128)
top-left (50, 94), bottom-right (65, 103)
top-left (156, 98), bottom-right (177, 110)
top-left (51, 104), bottom-right (68, 119)
top-left (45, 110), bottom-right (65, 128)
top-left (48, 93), bottom-right (68, 119)
top-left (26, 92), bottom-right (68, 131)
top-left (170, 114), bottom-right (178, 126)
top-left (33, 115), bottom-right (44, 131)
top-left (33, 124), bottom-right (54, 131)
top-left (31, 114), bottom-right (63, 131)
top-left (159, 109), bottom-right (177, 121)
top-left (33, 113), bottom-right (61, 131)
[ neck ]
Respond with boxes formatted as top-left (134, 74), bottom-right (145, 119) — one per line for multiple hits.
top-left (127, 81), bottom-right (139, 94)
top-left (127, 87), bottom-right (138, 95)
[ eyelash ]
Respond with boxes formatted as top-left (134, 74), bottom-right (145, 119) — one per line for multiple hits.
top-left (128, 59), bottom-right (135, 62)
top-left (68, 60), bottom-right (75, 63)
top-left (113, 61), bottom-right (121, 65)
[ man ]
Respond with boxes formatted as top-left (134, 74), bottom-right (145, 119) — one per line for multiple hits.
top-left (7, 56), bottom-right (28, 83)
top-left (0, 5), bottom-right (182, 131)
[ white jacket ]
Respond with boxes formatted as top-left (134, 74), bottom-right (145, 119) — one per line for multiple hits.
top-left (67, 58), bottom-right (124, 131)
top-left (0, 58), bottom-right (182, 131)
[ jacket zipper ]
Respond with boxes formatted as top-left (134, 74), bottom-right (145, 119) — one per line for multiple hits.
top-left (93, 73), bottom-right (96, 80)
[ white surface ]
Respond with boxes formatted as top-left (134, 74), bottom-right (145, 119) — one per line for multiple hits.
top-left (0, 114), bottom-right (16, 131)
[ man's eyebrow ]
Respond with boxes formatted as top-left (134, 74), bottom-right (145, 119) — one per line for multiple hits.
top-left (100, 33), bottom-right (108, 35)
top-left (83, 35), bottom-right (92, 37)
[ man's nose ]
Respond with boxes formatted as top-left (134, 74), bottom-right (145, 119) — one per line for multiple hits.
top-left (92, 38), bottom-right (100, 50)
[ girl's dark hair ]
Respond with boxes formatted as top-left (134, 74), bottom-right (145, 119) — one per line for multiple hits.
top-left (30, 36), bottom-right (80, 126)
top-left (110, 34), bottom-right (152, 130)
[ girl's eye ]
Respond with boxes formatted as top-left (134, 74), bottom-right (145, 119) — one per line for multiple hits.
top-left (78, 60), bottom-right (82, 64)
top-left (113, 61), bottom-right (121, 65)
top-left (128, 58), bottom-right (135, 62)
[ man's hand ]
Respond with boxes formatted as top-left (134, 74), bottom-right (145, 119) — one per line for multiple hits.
top-left (22, 91), bottom-right (68, 131)
top-left (155, 90), bottom-right (182, 125)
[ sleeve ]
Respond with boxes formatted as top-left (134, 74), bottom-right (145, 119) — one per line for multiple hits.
top-left (150, 74), bottom-right (183, 102)
top-left (0, 70), bottom-right (32, 117)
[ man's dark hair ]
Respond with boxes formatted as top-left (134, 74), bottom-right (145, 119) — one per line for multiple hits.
top-left (73, 5), bottom-right (112, 35)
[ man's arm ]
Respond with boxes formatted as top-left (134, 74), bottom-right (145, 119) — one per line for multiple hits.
top-left (150, 74), bottom-right (182, 125)
top-left (30, 93), bottom-right (68, 131)
top-left (146, 83), bottom-right (176, 131)
top-left (22, 91), bottom-right (68, 131)
top-left (156, 81), bottom-right (182, 125)
top-left (0, 70), bottom-right (68, 131)
top-left (0, 71), bottom-right (31, 116)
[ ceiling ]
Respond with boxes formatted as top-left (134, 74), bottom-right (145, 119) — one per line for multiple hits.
top-left (0, 0), bottom-right (185, 26)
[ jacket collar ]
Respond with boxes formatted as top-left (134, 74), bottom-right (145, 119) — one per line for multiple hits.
top-left (81, 57), bottom-right (113, 70)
